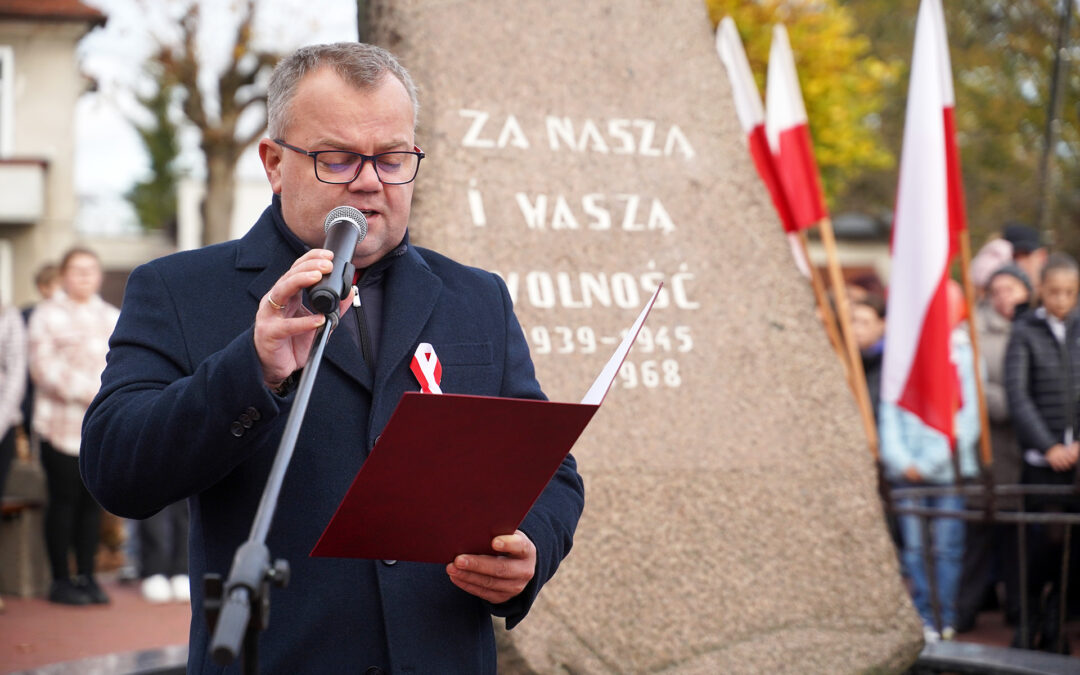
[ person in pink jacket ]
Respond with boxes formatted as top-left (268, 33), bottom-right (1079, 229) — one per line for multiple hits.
top-left (28, 247), bottom-right (119, 605)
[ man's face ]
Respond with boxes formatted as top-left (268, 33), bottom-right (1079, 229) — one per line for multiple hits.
top-left (988, 274), bottom-right (1029, 320)
top-left (851, 304), bottom-right (885, 352)
top-left (1042, 269), bottom-right (1080, 321)
top-left (259, 68), bottom-right (416, 269)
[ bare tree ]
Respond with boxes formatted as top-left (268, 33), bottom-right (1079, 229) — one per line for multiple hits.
top-left (153, 0), bottom-right (279, 245)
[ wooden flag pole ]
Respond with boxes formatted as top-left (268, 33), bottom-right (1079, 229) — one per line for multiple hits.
top-left (796, 230), bottom-right (851, 378)
top-left (957, 233), bottom-right (994, 470)
top-left (817, 216), bottom-right (880, 460)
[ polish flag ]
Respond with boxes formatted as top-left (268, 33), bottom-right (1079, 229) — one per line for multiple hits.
top-left (765, 24), bottom-right (828, 230)
top-left (881, 0), bottom-right (966, 441)
top-left (717, 17), bottom-right (810, 275)
top-left (716, 17), bottom-right (797, 234)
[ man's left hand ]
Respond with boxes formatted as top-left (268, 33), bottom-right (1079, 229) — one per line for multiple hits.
top-left (446, 530), bottom-right (536, 604)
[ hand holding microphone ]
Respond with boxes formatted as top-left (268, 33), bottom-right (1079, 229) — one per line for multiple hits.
top-left (254, 206), bottom-right (368, 391)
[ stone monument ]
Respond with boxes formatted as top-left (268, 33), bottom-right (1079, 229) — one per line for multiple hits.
top-left (368, 1), bottom-right (923, 671)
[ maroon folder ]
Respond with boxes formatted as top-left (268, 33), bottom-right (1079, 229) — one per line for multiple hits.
top-left (310, 393), bottom-right (598, 563)
top-left (310, 285), bottom-right (661, 563)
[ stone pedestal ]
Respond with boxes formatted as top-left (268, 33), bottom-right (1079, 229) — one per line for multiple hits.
top-left (369, 1), bottom-right (922, 671)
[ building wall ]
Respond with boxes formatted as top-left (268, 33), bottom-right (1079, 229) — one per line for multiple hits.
top-left (177, 176), bottom-right (273, 251)
top-left (0, 20), bottom-right (91, 306)
top-left (806, 238), bottom-right (891, 286)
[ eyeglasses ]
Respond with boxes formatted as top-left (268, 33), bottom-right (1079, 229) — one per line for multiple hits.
top-left (274, 139), bottom-right (425, 185)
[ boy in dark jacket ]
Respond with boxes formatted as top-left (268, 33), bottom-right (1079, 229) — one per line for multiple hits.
top-left (1004, 252), bottom-right (1080, 652)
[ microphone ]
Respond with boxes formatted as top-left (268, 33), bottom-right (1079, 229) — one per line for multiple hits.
top-left (309, 206), bottom-right (368, 315)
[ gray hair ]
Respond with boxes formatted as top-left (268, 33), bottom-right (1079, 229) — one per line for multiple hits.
top-left (266, 42), bottom-right (419, 138)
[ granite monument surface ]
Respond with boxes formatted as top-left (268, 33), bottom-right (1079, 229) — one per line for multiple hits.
top-left (368, 1), bottom-right (923, 671)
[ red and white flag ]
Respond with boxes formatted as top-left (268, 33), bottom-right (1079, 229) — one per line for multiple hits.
top-left (882, 0), bottom-right (966, 441)
top-left (716, 17), bottom-right (810, 275)
top-left (765, 24), bottom-right (828, 231)
top-left (716, 17), bottom-right (797, 234)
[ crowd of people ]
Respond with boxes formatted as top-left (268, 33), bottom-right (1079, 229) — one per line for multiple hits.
top-left (0, 37), bottom-right (1075, 663)
top-left (3, 229), bottom-right (1077, 650)
top-left (0, 248), bottom-right (189, 612)
top-left (854, 223), bottom-right (1080, 653)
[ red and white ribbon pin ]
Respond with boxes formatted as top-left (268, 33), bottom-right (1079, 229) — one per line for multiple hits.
top-left (410, 343), bottom-right (443, 394)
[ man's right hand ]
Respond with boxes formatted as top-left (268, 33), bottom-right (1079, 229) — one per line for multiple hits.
top-left (1046, 442), bottom-right (1080, 472)
top-left (254, 249), bottom-right (353, 390)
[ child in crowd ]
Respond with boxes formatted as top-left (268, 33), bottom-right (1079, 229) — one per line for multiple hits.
top-left (1004, 252), bottom-right (1080, 653)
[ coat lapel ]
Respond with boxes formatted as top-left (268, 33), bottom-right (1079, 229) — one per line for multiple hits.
top-left (239, 209), bottom-right (294, 307)
top-left (375, 247), bottom-right (442, 392)
top-left (323, 316), bottom-right (375, 392)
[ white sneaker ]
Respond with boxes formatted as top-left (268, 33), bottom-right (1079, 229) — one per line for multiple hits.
top-left (170, 575), bottom-right (190, 603)
top-left (141, 574), bottom-right (172, 603)
top-left (923, 626), bottom-right (941, 644)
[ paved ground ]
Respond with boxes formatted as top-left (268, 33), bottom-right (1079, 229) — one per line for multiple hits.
top-left (0, 574), bottom-right (189, 674)
top-left (1, 574), bottom-right (1077, 673)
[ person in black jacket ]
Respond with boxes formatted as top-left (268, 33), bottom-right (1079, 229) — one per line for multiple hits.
top-left (1004, 252), bottom-right (1080, 652)
top-left (956, 264), bottom-right (1033, 633)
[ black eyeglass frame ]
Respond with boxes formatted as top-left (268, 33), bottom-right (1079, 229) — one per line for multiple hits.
top-left (273, 139), bottom-right (425, 185)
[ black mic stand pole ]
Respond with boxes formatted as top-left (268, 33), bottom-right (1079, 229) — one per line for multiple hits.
top-left (204, 302), bottom-right (346, 673)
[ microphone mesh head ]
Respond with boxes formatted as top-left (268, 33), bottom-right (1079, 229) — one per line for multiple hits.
top-left (323, 205), bottom-right (368, 240)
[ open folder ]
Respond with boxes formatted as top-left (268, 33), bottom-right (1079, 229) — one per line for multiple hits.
top-left (310, 285), bottom-right (661, 563)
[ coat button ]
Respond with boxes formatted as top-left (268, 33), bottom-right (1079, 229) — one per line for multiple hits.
top-left (382, 560), bottom-right (396, 566)
top-left (246, 406), bottom-right (261, 421)
top-left (239, 413), bottom-right (253, 429)
top-left (230, 421), bottom-right (244, 437)
top-left (364, 668), bottom-right (385, 675)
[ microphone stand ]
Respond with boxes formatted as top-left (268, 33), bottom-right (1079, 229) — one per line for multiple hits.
top-left (203, 301), bottom-right (346, 673)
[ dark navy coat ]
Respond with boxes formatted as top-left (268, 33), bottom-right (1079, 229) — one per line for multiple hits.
top-left (81, 203), bottom-right (585, 674)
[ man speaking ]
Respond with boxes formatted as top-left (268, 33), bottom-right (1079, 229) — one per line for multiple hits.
top-left (81, 42), bottom-right (584, 674)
